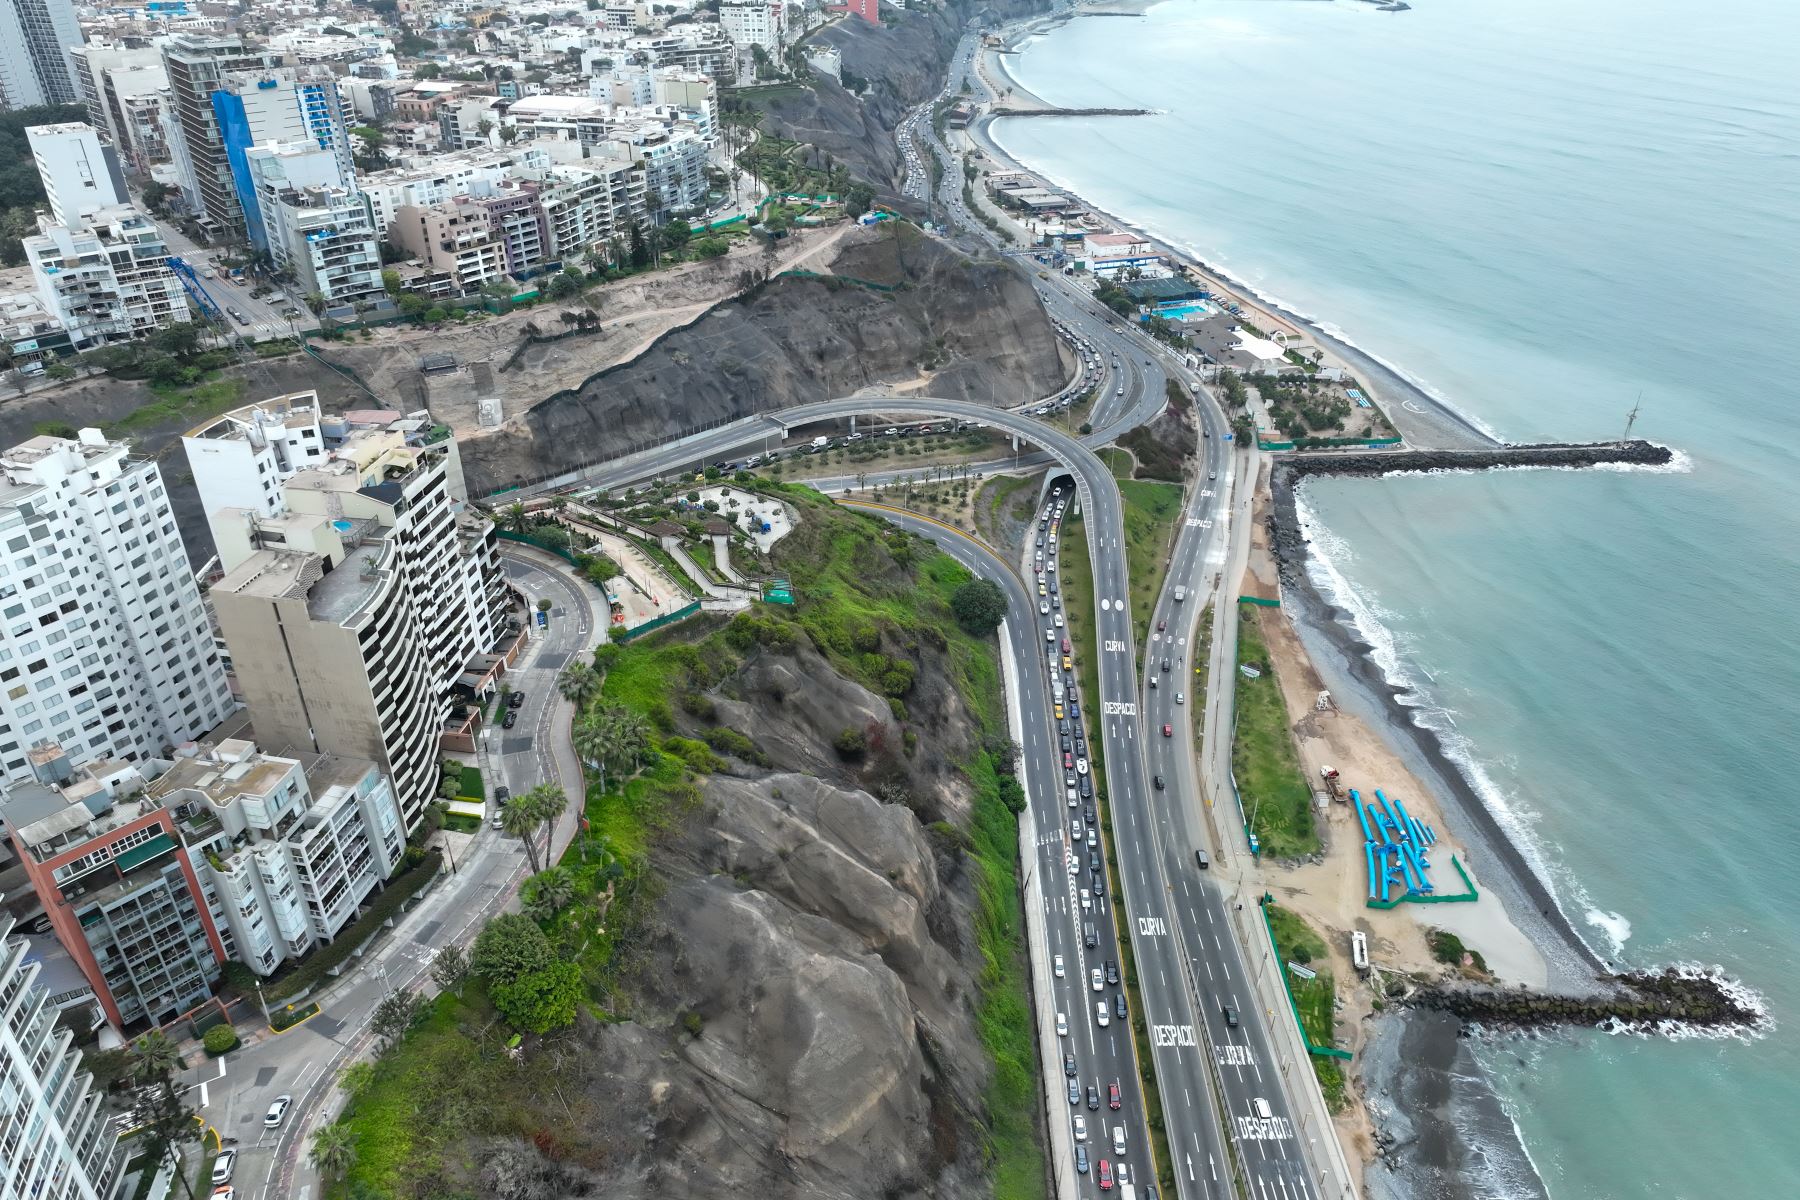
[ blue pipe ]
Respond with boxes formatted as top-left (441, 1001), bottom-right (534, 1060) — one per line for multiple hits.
top-left (1376, 789), bottom-right (1408, 843)
top-left (1404, 843), bottom-right (1435, 892)
top-left (1397, 844), bottom-right (1422, 893)
top-left (1365, 842), bottom-right (1377, 901)
top-left (1391, 792), bottom-right (1420, 844)
top-left (1379, 861), bottom-right (1391, 904)
top-left (1352, 790), bottom-right (1374, 842)
top-left (1424, 823), bottom-right (1437, 846)
top-left (1409, 816), bottom-right (1427, 846)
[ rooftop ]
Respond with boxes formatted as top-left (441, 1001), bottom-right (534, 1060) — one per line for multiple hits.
top-left (147, 740), bottom-right (296, 809)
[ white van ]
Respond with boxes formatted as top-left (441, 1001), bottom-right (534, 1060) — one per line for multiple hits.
top-left (1112, 1126), bottom-right (1127, 1156)
top-left (1095, 1001), bottom-right (1110, 1028)
top-left (1252, 1097), bottom-right (1272, 1120)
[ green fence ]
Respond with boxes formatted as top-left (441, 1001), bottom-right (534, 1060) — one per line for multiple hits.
top-left (1259, 902), bottom-right (1354, 1061)
top-left (612, 599), bottom-right (701, 643)
top-left (1366, 854), bottom-right (1480, 909)
top-left (1238, 595), bottom-right (1280, 608)
top-left (496, 528), bottom-right (581, 566)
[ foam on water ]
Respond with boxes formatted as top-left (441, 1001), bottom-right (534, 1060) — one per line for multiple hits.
top-left (1584, 908), bottom-right (1633, 957)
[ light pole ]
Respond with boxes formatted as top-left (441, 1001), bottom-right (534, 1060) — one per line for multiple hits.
top-left (253, 977), bottom-right (270, 1026)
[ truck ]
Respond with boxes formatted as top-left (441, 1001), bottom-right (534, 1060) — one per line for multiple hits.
top-left (1173, 586), bottom-right (1187, 602)
top-left (811, 435), bottom-right (829, 450)
top-left (1051, 680), bottom-right (1065, 704)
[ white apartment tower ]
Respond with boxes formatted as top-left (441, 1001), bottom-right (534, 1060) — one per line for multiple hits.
top-left (0, 0), bottom-right (81, 111)
top-left (0, 430), bottom-right (234, 783)
top-left (149, 739), bottom-right (404, 976)
top-left (26, 124), bottom-right (124, 229)
top-left (0, 918), bottom-right (125, 1200)
top-left (23, 208), bottom-right (192, 351)
top-left (197, 414), bottom-right (506, 830)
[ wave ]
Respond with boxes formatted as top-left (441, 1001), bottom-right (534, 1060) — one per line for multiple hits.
top-left (1584, 908), bottom-right (1633, 957)
top-left (1596, 964), bottom-right (1775, 1043)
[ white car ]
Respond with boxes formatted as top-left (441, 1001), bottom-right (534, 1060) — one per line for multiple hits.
top-left (1056, 1011), bottom-right (1069, 1036)
top-left (1073, 1115), bottom-right (1088, 1142)
top-left (1054, 954), bottom-right (1065, 978)
top-left (1067, 855), bottom-right (1079, 875)
top-left (264, 1094), bottom-right (292, 1128)
top-left (1096, 1002), bottom-right (1110, 1028)
top-left (1113, 1126), bottom-right (1128, 1156)
top-left (1091, 968), bottom-right (1104, 992)
top-left (1040, 600), bottom-right (1050, 615)
top-left (1086, 828), bottom-right (1097, 848)
top-left (1054, 613), bottom-right (1065, 627)
top-left (1176, 692), bottom-right (1185, 704)
top-left (1076, 758), bottom-right (1089, 776)
top-left (211, 1150), bottom-right (236, 1186)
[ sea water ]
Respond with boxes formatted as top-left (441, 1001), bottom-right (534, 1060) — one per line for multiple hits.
top-left (996, 0), bottom-right (1800, 1194)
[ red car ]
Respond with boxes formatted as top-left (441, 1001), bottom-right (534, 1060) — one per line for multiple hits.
top-left (1098, 1160), bottom-right (1114, 1191)
top-left (1035, 563), bottom-right (1043, 574)
top-left (1064, 751), bottom-right (1074, 768)
top-left (1162, 724), bottom-right (1173, 737)
top-left (1157, 619), bottom-right (1166, 632)
top-left (1061, 638), bottom-right (1071, 653)
top-left (1108, 1083), bottom-right (1121, 1110)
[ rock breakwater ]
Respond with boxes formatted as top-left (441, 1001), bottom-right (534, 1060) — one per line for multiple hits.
top-left (1411, 967), bottom-right (1766, 1036)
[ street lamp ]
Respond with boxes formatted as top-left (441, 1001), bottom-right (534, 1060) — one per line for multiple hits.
top-left (253, 977), bottom-right (270, 1026)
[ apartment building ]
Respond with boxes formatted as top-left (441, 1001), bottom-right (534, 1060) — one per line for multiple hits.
top-left (1, 745), bottom-right (226, 1031)
top-left (181, 395), bottom-right (327, 527)
top-left (524, 156), bottom-right (646, 263)
top-left (0, 430), bottom-right (235, 781)
top-left (719, 0), bottom-right (784, 51)
top-left (357, 144), bottom-right (554, 240)
top-left (160, 34), bottom-right (278, 233)
top-left (0, 0), bottom-right (82, 110)
top-left (67, 44), bottom-right (171, 174)
top-left (148, 739), bottom-right (403, 976)
top-left (25, 124), bottom-right (125, 230)
top-left (23, 208), bottom-right (191, 351)
top-left (0, 917), bottom-right (126, 1200)
top-left (392, 201), bottom-right (508, 293)
top-left (203, 422), bottom-right (506, 829)
top-left (214, 66), bottom-right (355, 251)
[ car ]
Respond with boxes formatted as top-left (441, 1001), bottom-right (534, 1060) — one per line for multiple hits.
top-left (1108, 1082), bottom-right (1122, 1110)
top-left (1115, 993), bottom-right (1127, 1019)
top-left (1053, 954), bottom-right (1065, 978)
top-left (1086, 1085), bottom-right (1102, 1110)
top-left (1149, 676), bottom-right (1158, 690)
top-left (1091, 968), bottom-right (1104, 993)
top-left (1061, 638), bottom-right (1071, 653)
top-left (1036, 537), bottom-right (1044, 548)
top-left (502, 709), bottom-right (519, 729)
top-left (1153, 775), bottom-right (1165, 790)
top-left (1054, 612), bottom-right (1065, 627)
top-left (1085, 827), bottom-right (1097, 848)
top-left (1083, 803), bottom-right (1096, 825)
top-left (1222, 1003), bottom-right (1239, 1027)
top-left (1067, 787), bottom-right (1078, 807)
top-left (1080, 777), bottom-right (1093, 799)
top-left (1045, 629), bottom-right (1056, 643)
top-left (1064, 1054), bottom-right (1078, 1077)
top-left (1208, 472), bottom-right (1217, 481)
top-left (1096, 1001), bottom-right (1110, 1028)
top-left (1056, 1011), bottom-right (1068, 1036)
top-left (265, 1094), bottom-right (292, 1128)
top-left (1060, 734), bottom-right (1072, 752)
top-left (1252, 1097), bottom-right (1273, 1120)
top-left (1075, 1146), bottom-right (1090, 1174)
top-left (1064, 751), bottom-right (1074, 769)
top-left (1157, 619), bottom-right (1166, 632)
top-left (1069, 854), bottom-right (1081, 875)
top-left (1068, 1077), bottom-right (1082, 1104)
top-left (1176, 692), bottom-right (1185, 705)
top-left (1105, 960), bottom-right (1119, 985)
top-left (1160, 658), bottom-right (1171, 673)
top-left (1073, 1115), bottom-right (1088, 1141)
top-left (1088, 849), bottom-right (1101, 872)
top-left (508, 690), bottom-right (526, 707)
top-left (1039, 600), bottom-right (1050, 615)
top-left (1195, 849), bottom-right (1210, 869)
top-left (1076, 757), bottom-right (1088, 775)
top-left (1162, 724), bottom-right (1173, 737)
top-left (213, 1188), bottom-right (236, 1200)
top-left (1099, 1159), bottom-right (1114, 1190)
top-left (1112, 1125), bottom-right (1128, 1157)
top-left (212, 1150), bottom-right (237, 1186)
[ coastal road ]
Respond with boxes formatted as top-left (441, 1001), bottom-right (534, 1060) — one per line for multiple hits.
top-left (849, 501), bottom-right (1152, 1196)
top-left (204, 546), bottom-right (603, 1200)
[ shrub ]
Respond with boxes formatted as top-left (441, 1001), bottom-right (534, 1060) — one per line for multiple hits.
top-left (834, 727), bottom-right (867, 758)
top-left (202, 1024), bottom-right (238, 1056)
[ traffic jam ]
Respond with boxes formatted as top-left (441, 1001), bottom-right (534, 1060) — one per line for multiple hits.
top-left (1035, 486), bottom-right (1140, 1195)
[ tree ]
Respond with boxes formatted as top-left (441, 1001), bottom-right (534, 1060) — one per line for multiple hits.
top-left (430, 944), bottom-right (469, 996)
top-left (521, 866), bottom-right (575, 920)
top-left (414, 62), bottom-right (441, 79)
top-left (381, 268), bottom-right (402, 296)
top-left (201, 1024), bottom-right (238, 1055)
top-left (627, 222), bottom-right (649, 270)
top-left (311, 1122), bottom-right (358, 1178)
top-left (845, 182), bottom-right (875, 219)
top-left (546, 271), bottom-right (581, 300)
top-left (131, 1032), bottom-right (199, 1199)
top-left (141, 180), bottom-right (172, 211)
top-left (500, 797), bottom-right (544, 872)
top-left (693, 237), bottom-right (728, 259)
top-left (43, 359), bottom-right (75, 381)
top-left (950, 578), bottom-right (1007, 635)
top-left (471, 912), bottom-right (553, 984)
top-left (338, 1061), bottom-right (377, 1101)
top-left (660, 217), bottom-right (691, 253)
top-left (501, 502), bottom-right (529, 534)
top-left (524, 782), bottom-right (568, 861)
top-left (490, 961), bottom-right (583, 1034)
top-left (557, 661), bottom-right (600, 708)
top-left (370, 989), bottom-right (426, 1051)
top-left (152, 322), bottom-right (203, 359)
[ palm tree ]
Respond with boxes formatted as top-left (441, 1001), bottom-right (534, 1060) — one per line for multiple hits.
top-left (522, 866), bottom-right (575, 920)
top-left (132, 1031), bottom-right (182, 1082)
top-left (558, 662), bottom-right (600, 709)
top-left (524, 783), bottom-right (569, 863)
top-left (501, 502), bottom-right (529, 534)
top-left (616, 709), bottom-right (653, 771)
top-left (501, 799), bottom-right (543, 872)
top-left (571, 713), bottom-right (613, 789)
top-left (311, 1122), bottom-right (357, 1178)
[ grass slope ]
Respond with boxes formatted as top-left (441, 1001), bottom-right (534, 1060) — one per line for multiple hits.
top-left (1231, 605), bottom-right (1319, 858)
top-left (1264, 904), bottom-right (1346, 1110)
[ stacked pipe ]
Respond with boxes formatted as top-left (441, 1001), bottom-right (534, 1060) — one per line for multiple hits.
top-left (1358, 788), bottom-right (1442, 902)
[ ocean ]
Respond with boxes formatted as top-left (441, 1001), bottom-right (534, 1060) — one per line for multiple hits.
top-left (993, 0), bottom-right (1800, 1195)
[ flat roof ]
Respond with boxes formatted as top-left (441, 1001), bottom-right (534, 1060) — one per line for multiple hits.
top-left (307, 540), bottom-right (389, 624)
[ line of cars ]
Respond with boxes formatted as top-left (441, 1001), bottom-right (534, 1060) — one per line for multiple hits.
top-left (1036, 485), bottom-right (1136, 1194)
top-left (208, 1094), bottom-right (292, 1198)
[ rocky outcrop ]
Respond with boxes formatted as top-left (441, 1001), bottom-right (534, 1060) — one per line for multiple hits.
top-left (458, 227), bottom-right (1064, 495)
top-left (1409, 968), bottom-right (1765, 1035)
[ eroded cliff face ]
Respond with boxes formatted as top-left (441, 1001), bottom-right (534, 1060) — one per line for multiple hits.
top-left (458, 226), bottom-right (1064, 494)
top-left (483, 639), bottom-right (1002, 1200)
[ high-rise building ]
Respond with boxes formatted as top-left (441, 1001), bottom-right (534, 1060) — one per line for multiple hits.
top-left (198, 414), bottom-right (507, 830)
top-left (160, 35), bottom-right (277, 234)
top-left (212, 66), bottom-right (354, 250)
top-left (0, 915), bottom-right (126, 1200)
top-left (0, 0), bottom-right (82, 111)
top-left (68, 44), bottom-right (173, 174)
top-left (25, 124), bottom-right (125, 229)
top-left (179, 395), bottom-right (327, 526)
top-left (718, 0), bottom-right (784, 51)
top-left (0, 430), bottom-right (235, 781)
top-left (23, 208), bottom-right (191, 350)
top-left (148, 738), bottom-right (404, 977)
top-left (1, 744), bottom-right (227, 1030)
top-left (244, 145), bottom-right (382, 305)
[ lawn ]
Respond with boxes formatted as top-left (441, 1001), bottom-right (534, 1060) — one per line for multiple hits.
top-left (1231, 605), bottom-right (1319, 858)
top-left (1117, 478), bottom-right (1186, 639)
top-left (1264, 904), bottom-right (1347, 1110)
top-left (106, 374), bottom-right (248, 436)
top-left (1097, 446), bottom-right (1133, 481)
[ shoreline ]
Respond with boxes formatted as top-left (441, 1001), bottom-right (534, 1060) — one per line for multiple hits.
top-left (975, 18), bottom-right (1498, 452)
